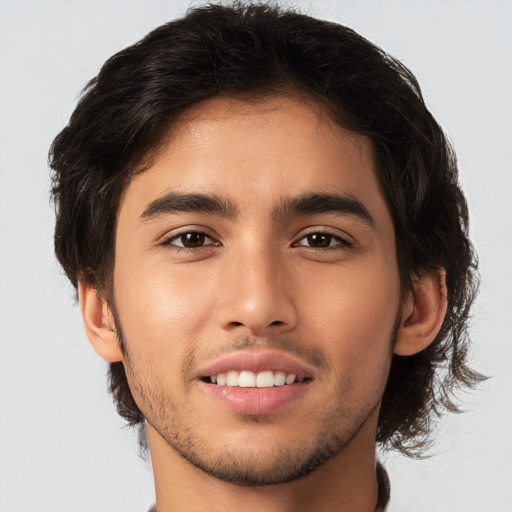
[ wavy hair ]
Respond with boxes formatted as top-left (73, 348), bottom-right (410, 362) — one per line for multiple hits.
top-left (50, 2), bottom-right (483, 456)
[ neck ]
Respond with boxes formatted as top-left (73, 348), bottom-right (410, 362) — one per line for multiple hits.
top-left (148, 420), bottom-right (380, 512)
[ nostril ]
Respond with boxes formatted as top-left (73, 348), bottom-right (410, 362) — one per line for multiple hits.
top-left (228, 320), bottom-right (284, 329)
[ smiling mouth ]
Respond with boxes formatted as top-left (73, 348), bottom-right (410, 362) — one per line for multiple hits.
top-left (200, 359), bottom-right (313, 414)
top-left (198, 350), bottom-right (316, 401)
top-left (202, 370), bottom-right (310, 387)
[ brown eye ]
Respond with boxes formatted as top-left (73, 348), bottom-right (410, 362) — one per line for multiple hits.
top-left (166, 231), bottom-right (213, 248)
top-left (305, 233), bottom-right (333, 248)
top-left (181, 232), bottom-right (206, 247)
top-left (295, 232), bottom-right (351, 249)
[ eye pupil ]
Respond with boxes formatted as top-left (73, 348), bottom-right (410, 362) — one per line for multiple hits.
top-left (181, 232), bottom-right (206, 248)
top-left (307, 233), bottom-right (331, 247)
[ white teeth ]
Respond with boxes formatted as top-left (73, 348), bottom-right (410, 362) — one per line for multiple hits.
top-left (208, 370), bottom-right (301, 387)
top-left (274, 371), bottom-right (286, 386)
top-left (238, 370), bottom-right (256, 387)
top-left (285, 373), bottom-right (296, 385)
top-left (256, 370), bottom-right (274, 388)
top-left (226, 371), bottom-right (239, 387)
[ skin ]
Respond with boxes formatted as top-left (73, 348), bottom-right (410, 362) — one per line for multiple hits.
top-left (80, 95), bottom-right (447, 512)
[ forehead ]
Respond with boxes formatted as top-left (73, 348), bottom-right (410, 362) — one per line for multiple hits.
top-left (120, 95), bottom-right (387, 225)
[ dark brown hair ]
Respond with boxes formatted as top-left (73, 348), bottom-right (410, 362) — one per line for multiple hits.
top-left (50, 2), bottom-right (482, 456)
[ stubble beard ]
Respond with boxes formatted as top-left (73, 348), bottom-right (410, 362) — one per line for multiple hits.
top-left (112, 308), bottom-right (394, 486)
top-left (135, 370), bottom-right (381, 487)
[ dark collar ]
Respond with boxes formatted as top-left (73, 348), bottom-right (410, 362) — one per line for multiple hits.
top-left (376, 461), bottom-right (391, 511)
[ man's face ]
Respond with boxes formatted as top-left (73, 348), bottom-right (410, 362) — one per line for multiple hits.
top-left (112, 95), bottom-right (402, 484)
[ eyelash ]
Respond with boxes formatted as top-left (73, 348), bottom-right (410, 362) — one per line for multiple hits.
top-left (161, 229), bottom-right (353, 252)
top-left (161, 231), bottom-right (219, 250)
top-left (293, 231), bottom-right (353, 250)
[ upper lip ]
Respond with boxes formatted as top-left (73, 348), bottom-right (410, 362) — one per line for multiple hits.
top-left (197, 350), bottom-right (316, 380)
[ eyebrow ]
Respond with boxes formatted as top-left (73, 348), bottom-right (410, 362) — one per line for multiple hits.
top-left (140, 192), bottom-right (239, 221)
top-left (273, 192), bottom-right (375, 227)
top-left (140, 190), bottom-right (374, 228)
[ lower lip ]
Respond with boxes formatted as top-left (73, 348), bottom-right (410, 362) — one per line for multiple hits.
top-left (202, 381), bottom-right (310, 415)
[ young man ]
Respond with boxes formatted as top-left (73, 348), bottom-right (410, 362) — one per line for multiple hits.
top-left (49, 3), bottom-right (482, 511)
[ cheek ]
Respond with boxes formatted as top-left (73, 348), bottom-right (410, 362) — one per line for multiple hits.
top-left (113, 258), bottom-right (215, 359)
top-left (298, 254), bottom-right (400, 368)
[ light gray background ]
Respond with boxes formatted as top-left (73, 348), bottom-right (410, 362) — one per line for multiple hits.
top-left (1, 1), bottom-right (511, 511)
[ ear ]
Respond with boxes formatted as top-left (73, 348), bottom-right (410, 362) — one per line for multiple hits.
top-left (78, 280), bottom-right (123, 363)
top-left (394, 270), bottom-right (448, 356)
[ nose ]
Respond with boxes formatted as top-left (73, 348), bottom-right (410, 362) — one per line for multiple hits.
top-left (216, 244), bottom-right (298, 335)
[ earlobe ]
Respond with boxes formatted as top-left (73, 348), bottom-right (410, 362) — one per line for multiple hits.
top-left (78, 281), bottom-right (123, 363)
top-left (394, 270), bottom-right (448, 356)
